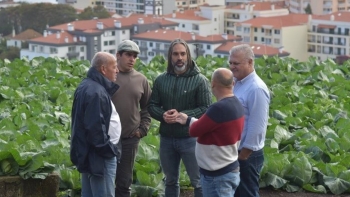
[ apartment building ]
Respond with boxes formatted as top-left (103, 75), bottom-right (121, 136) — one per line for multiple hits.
top-left (21, 14), bottom-right (178, 60)
top-left (57, 0), bottom-right (98, 9)
top-left (286, 0), bottom-right (350, 15)
top-left (225, 2), bottom-right (289, 35)
top-left (163, 5), bottom-right (226, 36)
top-left (234, 13), bottom-right (309, 61)
top-left (131, 29), bottom-right (242, 62)
top-left (307, 12), bottom-right (350, 61)
top-left (226, 0), bottom-right (285, 6)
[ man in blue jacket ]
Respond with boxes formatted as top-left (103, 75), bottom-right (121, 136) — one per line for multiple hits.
top-left (70, 52), bottom-right (121, 197)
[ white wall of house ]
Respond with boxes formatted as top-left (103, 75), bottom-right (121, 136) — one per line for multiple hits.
top-left (21, 43), bottom-right (87, 60)
top-left (6, 39), bottom-right (22, 48)
top-left (281, 25), bottom-right (308, 61)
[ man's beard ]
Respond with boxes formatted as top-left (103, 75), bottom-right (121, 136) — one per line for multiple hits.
top-left (173, 60), bottom-right (187, 73)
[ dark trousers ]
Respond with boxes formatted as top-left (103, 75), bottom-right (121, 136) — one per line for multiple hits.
top-left (115, 137), bottom-right (140, 197)
top-left (234, 149), bottom-right (264, 197)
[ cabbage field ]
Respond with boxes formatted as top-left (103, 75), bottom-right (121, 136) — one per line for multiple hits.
top-left (0, 55), bottom-right (350, 196)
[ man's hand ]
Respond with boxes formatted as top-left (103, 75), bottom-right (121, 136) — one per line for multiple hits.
top-left (130, 129), bottom-right (142, 138)
top-left (175, 113), bottom-right (188, 125)
top-left (163, 109), bottom-right (178, 124)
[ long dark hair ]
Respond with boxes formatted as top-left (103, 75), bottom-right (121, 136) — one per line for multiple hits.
top-left (167, 38), bottom-right (193, 73)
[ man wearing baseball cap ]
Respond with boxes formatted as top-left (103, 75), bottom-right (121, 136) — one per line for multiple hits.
top-left (111, 40), bottom-right (152, 197)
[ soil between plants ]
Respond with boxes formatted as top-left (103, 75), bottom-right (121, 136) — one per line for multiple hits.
top-left (180, 188), bottom-right (350, 197)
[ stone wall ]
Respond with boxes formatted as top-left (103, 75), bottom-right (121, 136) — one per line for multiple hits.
top-left (0, 173), bottom-right (60, 197)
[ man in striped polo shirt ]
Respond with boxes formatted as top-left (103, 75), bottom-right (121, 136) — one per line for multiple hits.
top-left (176, 68), bottom-right (244, 197)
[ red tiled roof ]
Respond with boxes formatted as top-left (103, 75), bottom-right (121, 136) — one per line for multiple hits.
top-left (132, 29), bottom-right (241, 43)
top-left (215, 42), bottom-right (289, 57)
top-left (237, 13), bottom-right (309, 29)
top-left (312, 11), bottom-right (350, 23)
top-left (5, 29), bottom-right (42, 40)
top-left (29, 31), bottom-right (78, 45)
top-left (49, 14), bottom-right (177, 32)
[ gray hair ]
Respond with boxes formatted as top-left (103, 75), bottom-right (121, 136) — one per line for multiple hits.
top-left (229, 44), bottom-right (255, 61)
top-left (91, 52), bottom-right (115, 69)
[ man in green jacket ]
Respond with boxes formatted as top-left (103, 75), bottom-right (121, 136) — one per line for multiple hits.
top-left (148, 38), bottom-right (212, 197)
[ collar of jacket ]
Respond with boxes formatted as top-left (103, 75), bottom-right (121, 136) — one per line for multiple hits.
top-left (87, 67), bottom-right (120, 96)
top-left (168, 59), bottom-right (200, 77)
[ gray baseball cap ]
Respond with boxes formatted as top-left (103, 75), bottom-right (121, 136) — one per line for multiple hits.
top-left (117, 40), bottom-right (140, 54)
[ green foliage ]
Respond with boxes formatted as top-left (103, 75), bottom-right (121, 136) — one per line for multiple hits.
top-left (78, 5), bottom-right (111, 20)
top-left (305, 3), bottom-right (313, 14)
top-left (0, 46), bottom-right (20, 61)
top-left (1, 55), bottom-right (350, 196)
top-left (0, 3), bottom-right (77, 36)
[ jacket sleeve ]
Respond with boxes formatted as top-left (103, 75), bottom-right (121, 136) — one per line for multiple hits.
top-left (148, 77), bottom-right (166, 122)
top-left (138, 78), bottom-right (152, 137)
top-left (181, 75), bottom-right (212, 118)
top-left (84, 93), bottom-right (115, 158)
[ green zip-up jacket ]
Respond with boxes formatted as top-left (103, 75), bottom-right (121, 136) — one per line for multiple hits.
top-left (148, 61), bottom-right (212, 138)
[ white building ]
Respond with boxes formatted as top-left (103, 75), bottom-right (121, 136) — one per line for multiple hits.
top-left (6, 29), bottom-right (42, 49)
top-left (21, 14), bottom-right (178, 61)
top-left (233, 13), bottom-right (309, 61)
top-left (307, 12), bottom-right (350, 61)
top-left (163, 5), bottom-right (226, 37)
top-left (225, 2), bottom-right (290, 35)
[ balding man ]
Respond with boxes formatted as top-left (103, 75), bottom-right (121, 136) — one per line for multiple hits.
top-left (70, 52), bottom-right (121, 197)
top-left (176, 68), bottom-right (245, 197)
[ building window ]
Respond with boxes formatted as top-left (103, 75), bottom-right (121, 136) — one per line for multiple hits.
top-left (214, 18), bottom-right (217, 21)
top-left (207, 45), bottom-right (210, 50)
top-left (274, 29), bottom-right (280, 34)
top-left (261, 37), bottom-right (265, 42)
top-left (261, 28), bottom-right (265, 33)
top-left (243, 27), bottom-right (250, 33)
top-left (80, 56), bottom-right (84, 60)
top-left (182, 24), bottom-right (185, 28)
top-left (112, 31), bottom-right (115, 36)
top-left (104, 41), bottom-right (108, 46)
top-left (122, 30), bottom-right (125, 34)
top-left (80, 47), bottom-right (84, 52)
top-left (243, 36), bottom-right (250, 42)
top-left (254, 37), bottom-right (257, 41)
top-left (217, 55), bottom-right (221, 58)
top-left (148, 51), bottom-right (155, 56)
top-left (109, 40), bottom-right (115, 45)
top-left (50, 47), bottom-right (57, 54)
top-left (254, 28), bottom-right (257, 32)
top-left (149, 42), bottom-right (153, 47)
top-left (39, 46), bottom-right (44, 52)
top-left (274, 38), bottom-right (280, 44)
top-left (236, 26), bottom-right (242, 32)
top-left (109, 49), bottom-right (115, 54)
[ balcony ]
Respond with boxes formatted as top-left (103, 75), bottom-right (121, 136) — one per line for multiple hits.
top-left (139, 44), bottom-right (147, 50)
top-left (308, 49), bottom-right (315, 52)
top-left (67, 51), bottom-right (79, 58)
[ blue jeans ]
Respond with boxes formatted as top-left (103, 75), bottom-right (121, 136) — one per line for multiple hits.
top-left (234, 149), bottom-right (264, 197)
top-left (201, 171), bottom-right (240, 197)
top-left (81, 156), bottom-right (117, 197)
top-left (160, 136), bottom-right (202, 197)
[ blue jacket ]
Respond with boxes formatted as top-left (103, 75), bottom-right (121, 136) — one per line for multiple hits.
top-left (70, 67), bottom-right (119, 176)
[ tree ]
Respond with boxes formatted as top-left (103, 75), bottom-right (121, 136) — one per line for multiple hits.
top-left (78, 5), bottom-right (111, 20)
top-left (304, 3), bottom-right (312, 14)
top-left (0, 46), bottom-right (20, 61)
top-left (0, 3), bottom-right (77, 36)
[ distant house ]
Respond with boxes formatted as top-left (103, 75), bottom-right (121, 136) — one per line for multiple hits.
top-left (6, 29), bottom-right (42, 49)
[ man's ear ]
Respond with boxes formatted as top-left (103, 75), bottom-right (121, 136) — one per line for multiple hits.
top-left (100, 65), bottom-right (106, 75)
